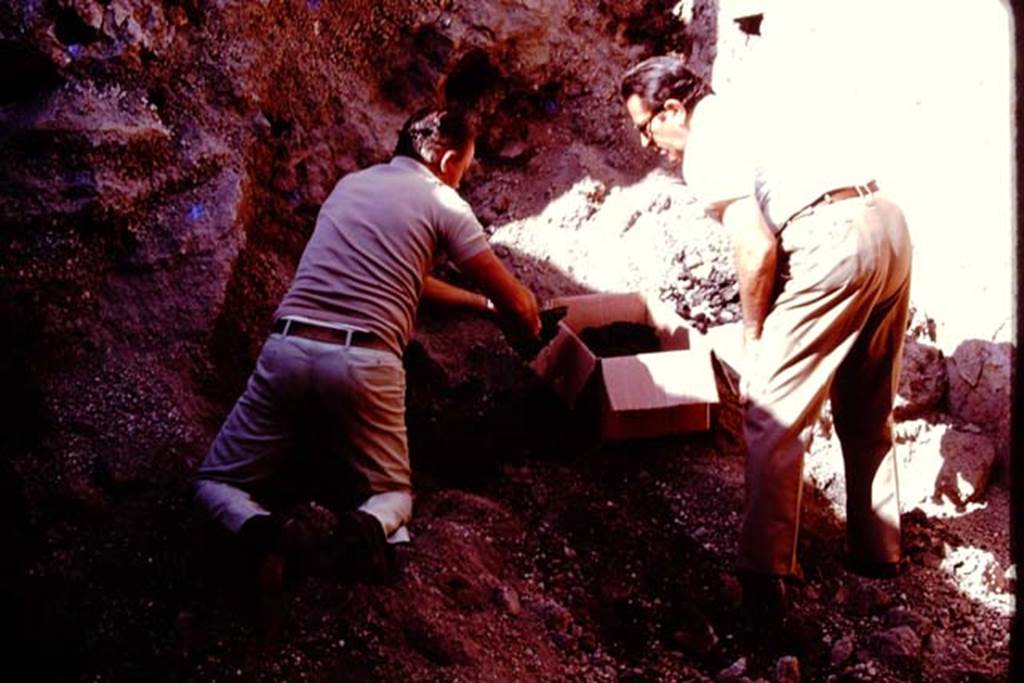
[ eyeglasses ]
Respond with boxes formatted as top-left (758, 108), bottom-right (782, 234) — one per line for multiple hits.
top-left (636, 104), bottom-right (665, 139)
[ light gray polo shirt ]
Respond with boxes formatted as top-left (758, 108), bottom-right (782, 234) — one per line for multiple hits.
top-left (275, 156), bottom-right (489, 354)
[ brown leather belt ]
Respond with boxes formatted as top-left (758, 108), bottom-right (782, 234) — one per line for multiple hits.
top-left (273, 319), bottom-right (389, 350)
top-left (783, 180), bottom-right (879, 229)
top-left (809, 179), bottom-right (879, 209)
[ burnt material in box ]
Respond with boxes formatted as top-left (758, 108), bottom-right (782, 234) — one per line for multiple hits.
top-left (578, 322), bottom-right (661, 357)
top-left (530, 292), bottom-right (719, 440)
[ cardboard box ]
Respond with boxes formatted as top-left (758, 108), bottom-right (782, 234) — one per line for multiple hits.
top-left (704, 321), bottom-right (743, 374)
top-left (704, 321), bottom-right (743, 396)
top-left (531, 292), bottom-right (720, 440)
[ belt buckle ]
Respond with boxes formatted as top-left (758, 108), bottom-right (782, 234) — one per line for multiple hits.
top-left (855, 181), bottom-right (876, 206)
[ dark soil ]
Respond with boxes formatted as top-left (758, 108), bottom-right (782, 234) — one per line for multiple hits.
top-left (579, 322), bottom-right (662, 358)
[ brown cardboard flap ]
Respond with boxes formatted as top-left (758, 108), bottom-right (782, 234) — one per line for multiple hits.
top-left (642, 293), bottom-right (694, 351)
top-left (550, 292), bottom-right (648, 332)
top-left (535, 293), bottom-right (719, 433)
top-left (601, 403), bottom-right (712, 440)
top-left (704, 322), bottom-right (744, 374)
top-left (530, 321), bottom-right (597, 407)
top-left (600, 349), bottom-right (719, 411)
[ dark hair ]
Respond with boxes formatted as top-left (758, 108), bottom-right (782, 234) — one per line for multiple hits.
top-left (620, 55), bottom-right (713, 113)
top-left (393, 108), bottom-right (476, 165)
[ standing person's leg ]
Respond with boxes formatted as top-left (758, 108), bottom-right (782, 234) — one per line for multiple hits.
top-left (194, 334), bottom-right (309, 536)
top-left (738, 199), bottom-right (886, 577)
top-left (830, 196), bottom-right (912, 571)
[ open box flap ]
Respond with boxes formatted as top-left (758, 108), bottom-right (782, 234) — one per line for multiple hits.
top-left (642, 293), bottom-right (695, 351)
top-left (600, 349), bottom-right (719, 412)
top-left (530, 320), bottom-right (597, 407)
top-left (703, 322), bottom-right (743, 375)
top-left (600, 402), bottom-right (713, 440)
top-left (549, 292), bottom-right (648, 332)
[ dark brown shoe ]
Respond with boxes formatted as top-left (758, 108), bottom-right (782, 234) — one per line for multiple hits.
top-left (737, 570), bottom-right (788, 624)
top-left (335, 511), bottom-right (397, 584)
top-left (239, 513), bottom-right (313, 592)
top-left (239, 514), bottom-right (283, 556)
top-left (846, 556), bottom-right (903, 579)
top-left (255, 552), bottom-right (287, 595)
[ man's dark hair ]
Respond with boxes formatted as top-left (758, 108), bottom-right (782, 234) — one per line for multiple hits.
top-left (620, 55), bottom-right (713, 114)
top-left (394, 108), bottom-right (476, 165)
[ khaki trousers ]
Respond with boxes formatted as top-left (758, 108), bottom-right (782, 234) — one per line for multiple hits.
top-left (738, 192), bottom-right (912, 576)
top-left (194, 333), bottom-right (413, 537)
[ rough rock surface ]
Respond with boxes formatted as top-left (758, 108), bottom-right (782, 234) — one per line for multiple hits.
top-left (894, 422), bottom-right (997, 508)
top-left (868, 624), bottom-right (923, 669)
top-left (896, 339), bottom-right (948, 418)
top-left (946, 339), bottom-right (1012, 463)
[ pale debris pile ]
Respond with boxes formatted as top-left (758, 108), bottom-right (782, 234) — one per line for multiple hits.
top-left (491, 166), bottom-right (740, 331)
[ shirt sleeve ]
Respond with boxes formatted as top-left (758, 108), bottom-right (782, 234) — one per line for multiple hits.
top-left (435, 186), bottom-right (490, 265)
top-left (681, 95), bottom-right (757, 215)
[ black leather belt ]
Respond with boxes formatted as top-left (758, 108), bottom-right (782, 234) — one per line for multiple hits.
top-left (273, 319), bottom-right (388, 350)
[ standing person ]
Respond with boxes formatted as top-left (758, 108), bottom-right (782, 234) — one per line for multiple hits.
top-left (195, 108), bottom-right (541, 585)
top-left (619, 55), bottom-right (912, 618)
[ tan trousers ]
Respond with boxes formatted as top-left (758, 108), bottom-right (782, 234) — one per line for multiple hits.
top-left (195, 332), bottom-right (413, 537)
top-left (738, 192), bottom-right (912, 576)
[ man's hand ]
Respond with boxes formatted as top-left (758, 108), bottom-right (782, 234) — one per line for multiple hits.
top-left (704, 196), bottom-right (747, 224)
top-left (724, 196), bottom-right (777, 405)
top-left (457, 249), bottom-right (541, 339)
top-left (539, 306), bottom-right (569, 344)
top-left (501, 305), bottom-right (568, 360)
top-left (738, 327), bottom-right (760, 405)
top-left (516, 287), bottom-right (542, 338)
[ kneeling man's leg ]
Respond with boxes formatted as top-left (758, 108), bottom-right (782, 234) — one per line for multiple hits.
top-left (318, 346), bottom-right (413, 539)
top-left (195, 335), bottom-right (302, 534)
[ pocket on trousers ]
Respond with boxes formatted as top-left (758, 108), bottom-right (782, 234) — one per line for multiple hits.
top-left (255, 336), bottom-right (282, 373)
top-left (782, 212), bottom-right (861, 291)
top-left (345, 349), bottom-right (405, 394)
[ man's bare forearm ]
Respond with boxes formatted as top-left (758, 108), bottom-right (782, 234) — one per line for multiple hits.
top-left (457, 249), bottom-right (541, 336)
top-left (421, 275), bottom-right (490, 311)
top-left (724, 197), bottom-right (778, 343)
